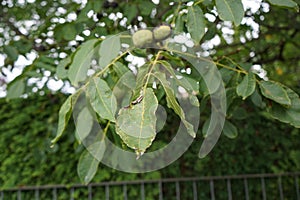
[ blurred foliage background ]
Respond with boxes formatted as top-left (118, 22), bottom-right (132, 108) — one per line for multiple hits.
top-left (0, 91), bottom-right (299, 198)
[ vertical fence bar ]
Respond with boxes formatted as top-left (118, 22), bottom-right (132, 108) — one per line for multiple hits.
top-left (17, 190), bottom-right (21, 200)
top-left (158, 181), bottom-right (163, 200)
top-left (0, 191), bottom-right (3, 200)
top-left (35, 189), bottom-right (39, 200)
top-left (175, 181), bottom-right (180, 200)
top-left (210, 180), bottom-right (215, 200)
top-left (70, 187), bottom-right (74, 200)
top-left (52, 188), bottom-right (57, 200)
top-left (295, 176), bottom-right (300, 200)
top-left (193, 181), bottom-right (197, 200)
top-left (227, 179), bottom-right (232, 200)
top-left (123, 184), bottom-right (127, 200)
top-left (261, 177), bottom-right (266, 200)
top-left (105, 185), bottom-right (109, 200)
top-left (244, 178), bottom-right (249, 200)
top-left (141, 182), bottom-right (145, 200)
top-left (278, 176), bottom-right (284, 200)
top-left (88, 185), bottom-right (92, 200)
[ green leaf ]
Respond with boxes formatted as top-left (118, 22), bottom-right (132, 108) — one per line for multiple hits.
top-left (35, 61), bottom-right (56, 72)
top-left (202, 116), bottom-right (220, 138)
top-left (116, 88), bottom-right (158, 157)
top-left (158, 60), bottom-right (198, 93)
top-left (75, 107), bottom-right (94, 142)
top-left (63, 23), bottom-right (77, 41)
top-left (236, 72), bottom-right (256, 100)
top-left (56, 57), bottom-right (71, 79)
top-left (175, 13), bottom-right (185, 33)
top-left (124, 4), bottom-right (138, 23)
top-left (4, 45), bottom-right (19, 61)
top-left (68, 39), bottom-right (98, 86)
top-left (77, 141), bottom-right (106, 184)
top-left (259, 81), bottom-right (291, 106)
top-left (226, 87), bottom-right (239, 112)
top-left (269, 88), bottom-right (300, 128)
top-left (154, 73), bottom-right (196, 138)
top-left (112, 62), bottom-right (130, 78)
top-left (198, 61), bottom-right (222, 95)
top-left (222, 121), bottom-right (238, 139)
top-left (132, 64), bottom-right (150, 100)
top-left (6, 79), bottom-right (25, 99)
top-left (215, 0), bottom-right (244, 26)
top-left (51, 89), bottom-right (82, 144)
top-left (267, 0), bottom-right (299, 11)
top-left (186, 6), bottom-right (205, 44)
top-left (99, 35), bottom-right (121, 68)
top-left (87, 77), bottom-right (117, 122)
top-left (251, 89), bottom-right (265, 108)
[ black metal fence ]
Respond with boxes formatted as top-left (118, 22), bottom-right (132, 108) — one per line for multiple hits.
top-left (1, 172), bottom-right (299, 200)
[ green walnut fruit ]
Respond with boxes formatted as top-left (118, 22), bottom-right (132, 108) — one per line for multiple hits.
top-left (132, 30), bottom-right (154, 48)
top-left (153, 25), bottom-right (172, 41)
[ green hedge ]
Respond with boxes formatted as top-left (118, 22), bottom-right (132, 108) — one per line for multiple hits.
top-left (0, 93), bottom-right (299, 198)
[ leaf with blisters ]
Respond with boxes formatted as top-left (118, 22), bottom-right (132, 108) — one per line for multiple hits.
top-left (259, 81), bottom-right (291, 106)
top-left (186, 6), bottom-right (205, 44)
top-left (154, 73), bottom-right (196, 138)
top-left (236, 72), bottom-right (256, 100)
top-left (267, 0), bottom-right (299, 11)
top-left (116, 88), bottom-right (158, 157)
top-left (75, 107), bottom-right (94, 142)
top-left (51, 89), bottom-right (83, 144)
top-left (87, 77), bottom-right (117, 122)
top-left (99, 36), bottom-right (120, 68)
top-left (77, 141), bottom-right (106, 184)
top-left (68, 39), bottom-right (98, 86)
top-left (222, 121), bottom-right (238, 139)
top-left (215, 0), bottom-right (244, 26)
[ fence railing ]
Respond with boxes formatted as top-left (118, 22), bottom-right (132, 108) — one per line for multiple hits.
top-left (1, 172), bottom-right (299, 200)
